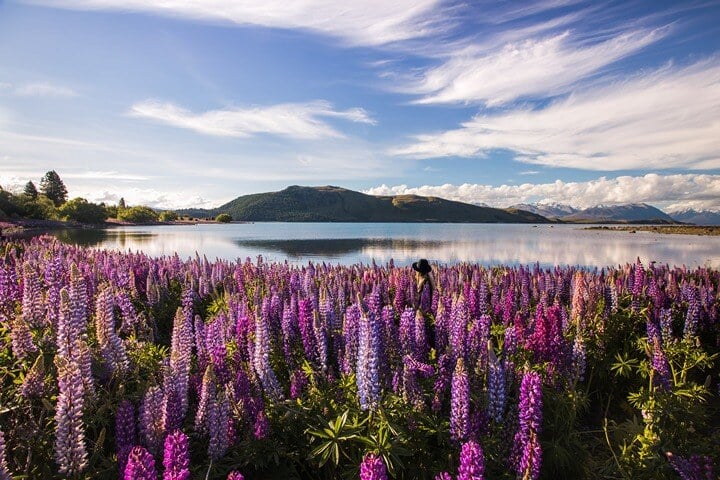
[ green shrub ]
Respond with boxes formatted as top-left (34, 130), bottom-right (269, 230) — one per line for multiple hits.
top-left (58, 197), bottom-right (108, 224)
top-left (216, 213), bottom-right (232, 223)
top-left (117, 205), bottom-right (159, 223)
top-left (158, 210), bottom-right (179, 222)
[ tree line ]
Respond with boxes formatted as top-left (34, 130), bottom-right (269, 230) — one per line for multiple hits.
top-left (0, 170), bottom-right (183, 224)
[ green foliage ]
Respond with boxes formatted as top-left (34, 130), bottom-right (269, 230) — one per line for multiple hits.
top-left (117, 205), bottom-right (159, 223)
top-left (15, 194), bottom-right (59, 220)
top-left (39, 170), bottom-right (68, 207)
top-left (215, 213), bottom-right (232, 223)
top-left (104, 204), bottom-right (118, 218)
top-left (158, 210), bottom-right (179, 222)
top-left (58, 197), bottom-right (109, 224)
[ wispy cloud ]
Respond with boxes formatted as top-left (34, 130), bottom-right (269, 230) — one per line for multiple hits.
top-left (405, 27), bottom-right (666, 106)
top-left (1, 81), bottom-right (78, 97)
top-left (129, 100), bottom-right (375, 139)
top-left (63, 171), bottom-right (150, 181)
top-left (24, 0), bottom-right (447, 47)
top-left (365, 174), bottom-right (720, 211)
top-left (393, 59), bottom-right (720, 170)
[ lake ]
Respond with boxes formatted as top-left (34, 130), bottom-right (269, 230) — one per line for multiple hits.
top-left (37, 222), bottom-right (720, 269)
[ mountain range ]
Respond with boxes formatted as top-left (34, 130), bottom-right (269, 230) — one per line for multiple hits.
top-left (178, 185), bottom-right (718, 224)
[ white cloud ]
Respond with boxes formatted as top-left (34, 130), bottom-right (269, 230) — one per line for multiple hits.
top-left (78, 187), bottom-right (212, 210)
top-left (406, 28), bottom-right (665, 106)
top-left (393, 59), bottom-right (720, 170)
top-left (25, 0), bottom-right (446, 47)
top-left (129, 100), bottom-right (375, 139)
top-left (13, 82), bottom-right (78, 97)
top-left (0, 81), bottom-right (78, 97)
top-left (63, 171), bottom-right (150, 181)
top-left (364, 174), bottom-right (720, 211)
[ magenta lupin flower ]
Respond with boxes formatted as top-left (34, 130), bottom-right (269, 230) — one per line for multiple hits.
top-left (457, 440), bottom-right (485, 480)
top-left (359, 452), bottom-right (388, 480)
top-left (162, 430), bottom-right (190, 480)
top-left (435, 473), bottom-right (453, 480)
top-left (124, 445), bottom-right (157, 480)
top-left (513, 371), bottom-right (543, 480)
top-left (227, 471), bottom-right (245, 480)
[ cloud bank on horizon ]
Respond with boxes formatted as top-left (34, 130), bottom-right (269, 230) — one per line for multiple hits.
top-left (1, 0), bottom-right (719, 210)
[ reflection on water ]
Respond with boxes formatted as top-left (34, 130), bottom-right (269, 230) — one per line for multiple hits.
top-left (45, 229), bottom-right (156, 248)
top-left (39, 223), bottom-right (720, 268)
top-left (234, 238), bottom-right (443, 258)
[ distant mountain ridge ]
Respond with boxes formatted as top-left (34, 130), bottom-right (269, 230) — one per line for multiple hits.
top-left (510, 202), bottom-right (678, 224)
top-left (179, 185), bottom-right (549, 223)
top-left (667, 209), bottom-right (720, 226)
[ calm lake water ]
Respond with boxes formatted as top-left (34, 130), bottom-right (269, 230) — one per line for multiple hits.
top-left (42, 223), bottom-right (719, 268)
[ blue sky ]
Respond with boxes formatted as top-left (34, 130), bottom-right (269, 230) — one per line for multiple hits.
top-left (1, 0), bottom-right (719, 211)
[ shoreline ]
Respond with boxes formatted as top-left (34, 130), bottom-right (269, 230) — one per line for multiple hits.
top-left (585, 225), bottom-right (720, 236)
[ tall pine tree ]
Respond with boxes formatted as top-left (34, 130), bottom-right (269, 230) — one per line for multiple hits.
top-left (39, 170), bottom-right (68, 206)
top-left (24, 181), bottom-right (38, 200)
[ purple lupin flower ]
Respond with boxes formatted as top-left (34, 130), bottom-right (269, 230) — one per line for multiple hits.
top-left (432, 353), bottom-right (452, 413)
top-left (0, 427), bottom-right (11, 480)
top-left (450, 357), bottom-right (470, 444)
top-left (457, 440), bottom-right (485, 480)
top-left (95, 284), bottom-right (129, 376)
top-left (359, 452), bottom-right (388, 480)
top-left (399, 307), bottom-right (416, 358)
top-left (253, 307), bottom-right (283, 401)
top-left (9, 315), bottom-right (37, 361)
top-left (253, 409), bottom-right (270, 440)
top-left (449, 297), bottom-right (469, 363)
top-left (513, 371), bottom-right (543, 480)
top-left (208, 392), bottom-right (230, 460)
top-left (162, 367), bottom-right (184, 433)
top-left (486, 342), bottom-right (506, 423)
top-left (651, 338), bottom-right (671, 391)
top-left (290, 368), bottom-right (309, 399)
top-left (298, 298), bottom-right (318, 366)
top-left (163, 429), bottom-right (190, 480)
top-left (227, 471), bottom-right (245, 480)
top-left (357, 308), bottom-right (382, 411)
top-left (195, 365), bottom-right (216, 435)
top-left (342, 304), bottom-right (361, 375)
top-left (435, 473), bottom-right (453, 480)
top-left (571, 335), bottom-right (587, 384)
top-left (54, 357), bottom-right (88, 476)
top-left (169, 307), bottom-right (192, 417)
top-left (140, 385), bottom-right (165, 456)
top-left (666, 452), bottom-right (716, 480)
top-left (124, 445), bottom-right (157, 480)
top-left (21, 354), bottom-right (45, 398)
top-left (21, 262), bottom-right (45, 328)
top-left (115, 399), bottom-right (136, 474)
top-left (683, 286), bottom-right (701, 339)
top-left (659, 308), bottom-right (673, 346)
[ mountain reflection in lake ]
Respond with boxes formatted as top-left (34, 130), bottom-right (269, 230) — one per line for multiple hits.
top-left (36, 223), bottom-right (720, 268)
top-left (234, 238), bottom-right (444, 258)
